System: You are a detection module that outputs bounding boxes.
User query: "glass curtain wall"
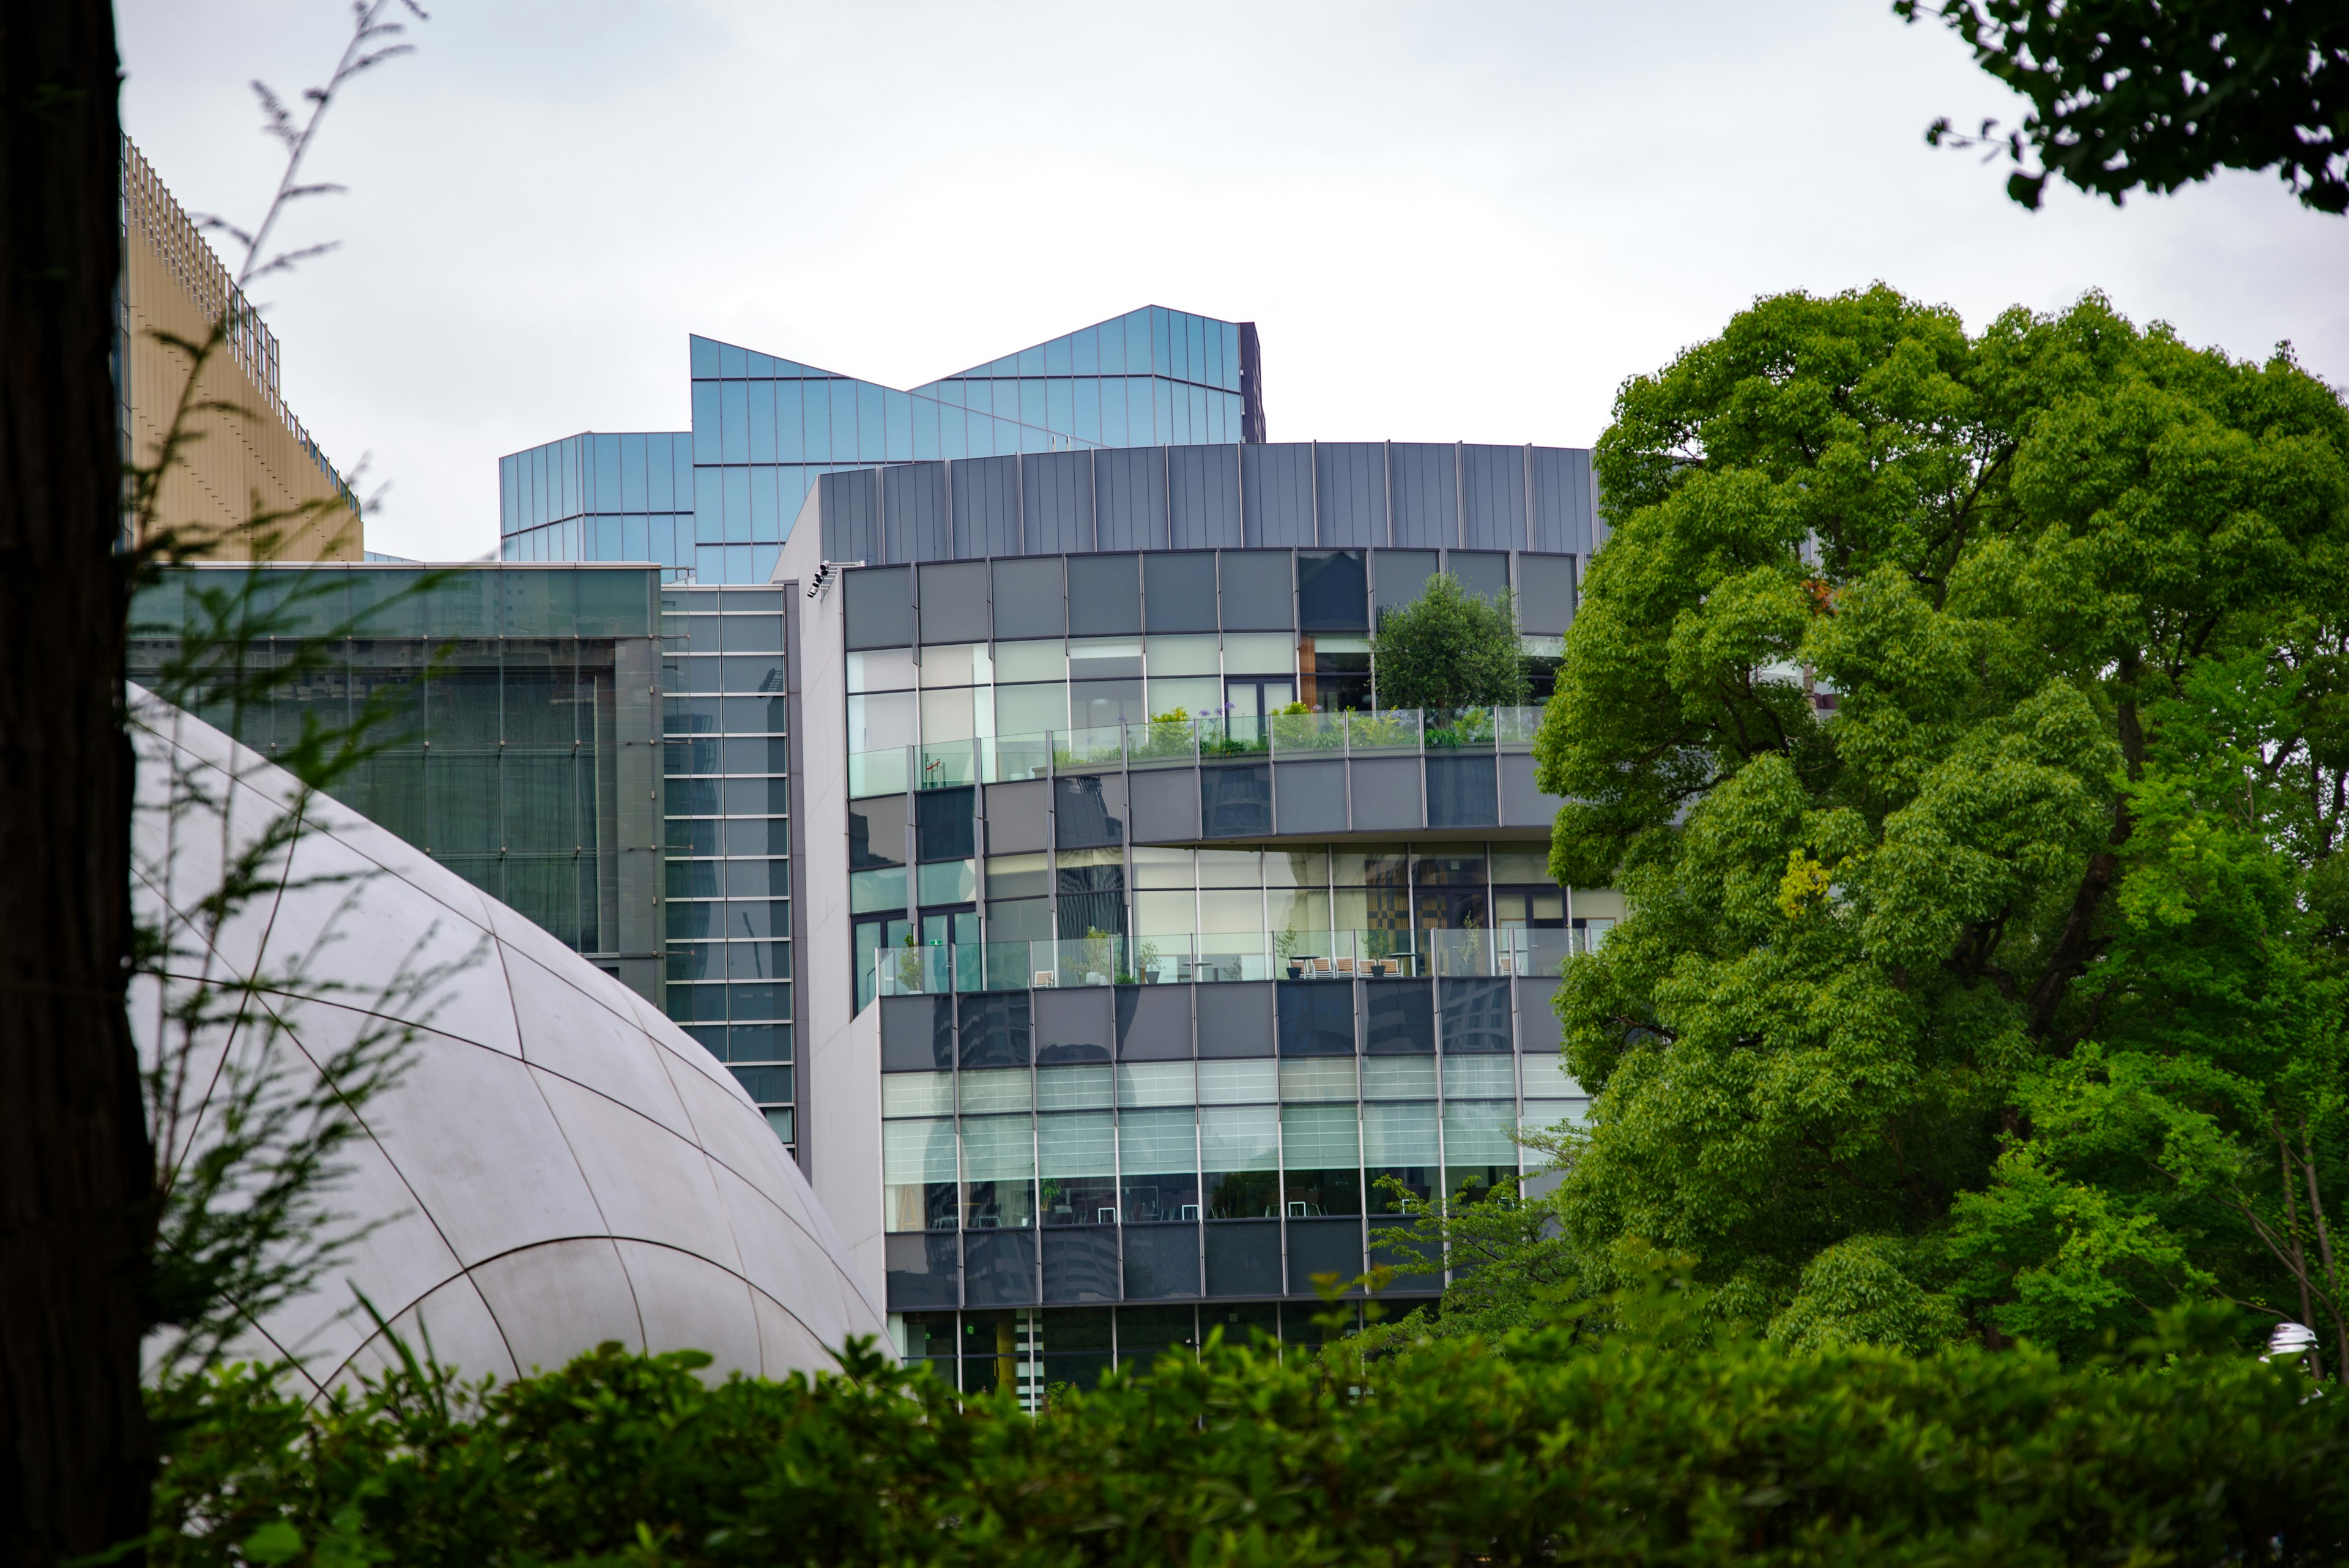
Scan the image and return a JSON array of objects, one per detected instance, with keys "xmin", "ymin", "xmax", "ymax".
[
  {"xmin": 660, "ymin": 584, "xmax": 795, "ymax": 1146},
  {"xmin": 911, "ymin": 307, "xmax": 1248, "ymax": 453},
  {"xmin": 895, "ymin": 1302, "xmax": 1337, "ymax": 1403},
  {"xmin": 128, "ymin": 565, "xmax": 655, "ymax": 959},
  {"xmin": 879, "ymin": 977, "xmax": 1589, "ymax": 1305}
]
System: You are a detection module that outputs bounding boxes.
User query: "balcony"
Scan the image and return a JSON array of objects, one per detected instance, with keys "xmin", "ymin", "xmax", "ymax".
[
  {"xmin": 874, "ymin": 924, "xmax": 1597, "ymax": 998},
  {"xmin": 848, "ymin": 705, "xmax": 1559, "ymax": 836}
]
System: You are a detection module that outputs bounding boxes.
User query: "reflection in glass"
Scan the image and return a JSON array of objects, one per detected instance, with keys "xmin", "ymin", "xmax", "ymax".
[{"xmin": 964, "ymin": 1179, "xmax": 1036, "ymax": 1230}]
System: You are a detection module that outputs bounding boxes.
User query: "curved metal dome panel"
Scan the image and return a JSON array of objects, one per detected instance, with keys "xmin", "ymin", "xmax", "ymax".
[{"xmin": 130, "ymin": 694, "xmax": 884, "ymax": 1394}]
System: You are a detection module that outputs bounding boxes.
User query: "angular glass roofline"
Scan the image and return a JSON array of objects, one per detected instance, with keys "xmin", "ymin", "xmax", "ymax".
[{"xmin": 914, "ymin": 304, "xmax": 1247, "ymax": 393}]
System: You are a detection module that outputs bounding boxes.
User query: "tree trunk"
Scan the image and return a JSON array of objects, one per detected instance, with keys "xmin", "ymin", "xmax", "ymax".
[{"xmin": 0, "ymin": 5, "xmax": 150, "ymax": 1566}]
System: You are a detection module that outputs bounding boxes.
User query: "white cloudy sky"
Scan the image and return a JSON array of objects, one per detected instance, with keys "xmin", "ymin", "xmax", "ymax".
[{"xmin": 120, "ymin": 1, "xmax": 2349, "ymax": 562}]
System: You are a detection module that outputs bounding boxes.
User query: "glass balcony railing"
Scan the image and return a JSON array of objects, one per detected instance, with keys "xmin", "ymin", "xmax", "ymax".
[
  {"xmin": 846, "ymin": 704, "xmax": 1549, "ymax": 799},
  {"xmin": 873, "ymin": 924, "xmax": 1600, "ymax": 997},
  {"xmin": 1494, "ymin": 704, "xmax": 1545, "ymax": 746},
  {"xmin": 1124, "ymin": 714, "xmax": 1198, "ymax": 766},
  {"xmin": 1422, "ymin": 707, "xmax": 1497, "ymax": 751},
  {"xmin": 1268, "ymin": 708, "xmax": 1346, "ymax": 755},
  {"xmin": 1342, "ymin": 708, "xmax": 1420, "ymax": 755}
]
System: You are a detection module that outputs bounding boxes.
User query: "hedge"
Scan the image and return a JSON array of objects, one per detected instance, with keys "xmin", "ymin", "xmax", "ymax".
[{"xmin": 150, "ymin": 1327, "xmax": 2346, "ymax": 1566}]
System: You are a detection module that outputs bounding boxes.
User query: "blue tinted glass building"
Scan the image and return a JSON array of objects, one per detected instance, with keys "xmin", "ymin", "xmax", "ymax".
[{"xmin": 497, "ymin": 307, "xmax": 1264, "ymax": 587}]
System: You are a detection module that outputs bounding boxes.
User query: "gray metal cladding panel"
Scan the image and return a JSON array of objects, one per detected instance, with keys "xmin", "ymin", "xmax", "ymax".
[
  {"xmin": 1277, "ymin": 981, "xmax": 1355, "ymax": 1057},
  {"xmin": 1367, "ymin": 1217, "xmax": 1439, "ymax": 1292},
  {"xmin": 1205, "ymin": 1222, "xmax": 1282, "ymax": 1295},
  {"xmin": 1425, "ymin": 753, "xmax": 1499, "ymax": 827},
  {"xmin": 1296, "ymin": 550, "xmax": 1368, "ymax": 631},
  {"xmin": 990, "ymin": 556, "xmax": 1065, "ymax": 640},
  {"xmin": 843, "ymin": 564, "xmax": 913, "ymax": 650},
  {"xmin": 1195, "ymin": 981, "xmax": 1274, "ymax": 1058},
  {"xmin": 885, "ymin": 1233, "xmax": 962, "ymax": 1310},
  {"xmin": 1460, "ymin": 445, "xmax": 1529, "ymax": 551},
  {"xmin": 886, "ymin": 463, "xmax": 951, "ymax": 562},
  {"xmin": 1095, "ymin": 447, "xmax": 1167, "ymax": 552},
  {"xmin": 1122, "ymin": 1224, "xmax": 1201, "ymax": 1298},
  {"xmin": 1067, "ymin": 553, "xmax": 1141, "ymax": 636},
  {"xmin": 1200, "ymin": 763, "xmax": 1272, "ymax": 838},
  {"xmin": 984, "ymin": 778, "xmax": 1051, "ymax": 854},
  {"xmin": 1514, "ymin": 977, "xmax": 1565, "ymax": 1053},
  {"xmin": 1273, "ymin": 760, "xmax": 1349, "ymax": 834},
  {"xmin": 1041, "ymin": 1228, "xmax": 1121, "ymax": 1304},
  {"xmin": 1529, "ymin": 445, "xmax": 1592, "ymax": 556},
  {"xmin": 822, "ymin": 469, "xmax": 885, "ymax": 564},
  {"xmin": 918, "ymin": 560, "xmax": 989, "ymax": 644},
  {"xmin": 1116, "ymin": 984, "xmax": 1194, "ymax": 1060},
  {"xmin": 1515, "ymin": 553, "xmax": 1576, "ymax": 637},
  {"xmin": 1439, "ymin": 976, "xmax": 1513, "ymax": 1053},
  {"xmin": 1500, "ymin": 752, "xmax": 1562, "ymax": 828},
  {"xmin": 1034, "ymin": 986, "xmax": 1114, "ymax": 1063},
  {"xmin": 1241, "ymin": 443, "xmax": 1315, "ymax": 548},
  {"xmin": 1167, "ymin": 444, "xmax": 1242, "ymax": 549},
  {"xmin": 963, "ymin": 1230, "xmax": 1039, "ymax": 1307},
  {"xmin": 851, "ymin": 795, "xmax": 907, "ymax": 869},
  {"xmin": 1447, "ymin": 551, "xmax": 1510, "ymax": 605},
  {"xmin": 1314, "ymin": 442, "xmax": 1387, "ymax": 548},
  {"xmin": 1143, "ymin": 552, "xmax": 1219, "ymax": 633},
  {"xmin": 1023, "ymin": 450, "xmax": 1095, "ymax": 555},
  {"xmin": 1288, "ymin": 1218, "xmax": 1365, "ymax": 1293},
  {"xmin": 1364, "ymin": 979, "xmax": 1434, "ymax": 1053},
  {"xmin": 1371, "ymin": 549, "xmax": 1439, "ymax": 618},
  {"xmin": 953, "ymin": 455, "xmax": 1023, "ymax": 559},
  {"xmin": 1055, "ymin": 774, "xmax": 1126, "ymax": 849},
  {"xmin": 1217, "ymin": 550, "xmax": 1294, "ymax": 630},
  {"xmin": 1129, "ymin": 765, "xmax": 1202, "ymax": 842},
  {"xmin": 1387, "ymin": 444, "xmax": 1459, "ymax": 549},
  {"xmin": 881, "ymin": 994, "xmax": 954, "ymax": 1070},
  {"xmin": 1349, "ymin": 756, "xmax": 1422, "ymax": 830}
]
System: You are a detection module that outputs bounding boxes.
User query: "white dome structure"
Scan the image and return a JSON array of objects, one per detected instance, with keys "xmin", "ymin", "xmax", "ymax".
[{"xmin": 130, "ymin": 694, "xmax": 885, "ymax": 1394}]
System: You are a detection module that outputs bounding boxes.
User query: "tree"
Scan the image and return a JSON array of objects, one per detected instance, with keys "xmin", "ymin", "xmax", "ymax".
[
  {"xmin": 0, "ymin": 4, "xmax": 150, "ymax": 1565},
  {"xmin": 1898, "ymin": 0, "xmax": 2349, "ymax": 214},
  {"xmin": 1534, "ymin": 284, "xmax": 2349, "ymax": 1361},
  {"xmin": 1370, "ymin": 573, "xmax": 1529, "ymax": 712},
  {"xmin": 3, "ymin": 7, "xmax": 419, "ymax": 1562}
]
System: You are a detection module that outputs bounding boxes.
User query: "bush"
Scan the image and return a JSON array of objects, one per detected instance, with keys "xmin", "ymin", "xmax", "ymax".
[{"xmin": 150, "ymin": 1326, "xmax": 2348, "ymax": 1566}]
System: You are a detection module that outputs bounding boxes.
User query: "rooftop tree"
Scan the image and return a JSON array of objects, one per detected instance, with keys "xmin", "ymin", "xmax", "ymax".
[{"xmin": 1370, "ymin": 573, "xmax": 1529, "ymax": 713}]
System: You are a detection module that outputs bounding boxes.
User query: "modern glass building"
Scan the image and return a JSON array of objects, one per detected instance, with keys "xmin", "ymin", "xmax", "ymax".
[
  {"xmin": 496, "ymin": 307, "xmax": 1264, "ymax": 587},
  {"xmin": 775, "ymin": 434, "xmax": 1617, "ymax": 1402}
]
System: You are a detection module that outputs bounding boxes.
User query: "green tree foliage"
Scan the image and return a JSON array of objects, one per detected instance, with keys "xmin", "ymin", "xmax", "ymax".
[
  {"xmin": 147, "ymin": 1328, "xmax": 2348, "ymax": 1567},
  {"xmin": 1534, "ymin": 284, "xmax": 2349, "ymax": 1362},
  {"xmin": 1898, "ymin": 1, "xmax": 2349, "ymax": 214},
  {"xmin": 1370, "ymin": 572, "xmax": 1528, "ymax": 712}
]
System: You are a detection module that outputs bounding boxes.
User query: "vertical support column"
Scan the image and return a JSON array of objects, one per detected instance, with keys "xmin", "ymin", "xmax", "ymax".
[{"xmin": 783, "ymin": 582, "xmax": 809, "ymax": 1176}]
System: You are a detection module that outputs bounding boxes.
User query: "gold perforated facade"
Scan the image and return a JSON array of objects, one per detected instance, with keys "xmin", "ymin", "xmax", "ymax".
[{"xmin": 121, "ymin": 138, "xmax": 362, "ymax": 562}]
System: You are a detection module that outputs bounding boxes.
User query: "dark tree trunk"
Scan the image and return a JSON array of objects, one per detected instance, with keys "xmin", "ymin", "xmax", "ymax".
[{"xmin": 0, "ymin": 4, "xmax": 150, "ymax": 1566}]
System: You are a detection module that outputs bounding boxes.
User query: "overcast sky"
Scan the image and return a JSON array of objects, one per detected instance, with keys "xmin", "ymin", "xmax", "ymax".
[{"xmin": 119, "ymin": 1, "xmax": 2349, "ymax": 563}]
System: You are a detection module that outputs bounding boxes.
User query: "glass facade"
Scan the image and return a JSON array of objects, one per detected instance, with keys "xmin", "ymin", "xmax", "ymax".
[
  {"xmin": 897, "ymin": 1300, "xmax": 1349, "ymax": 1411},
  {"xmin": 659, "ymin": 582, "xmax": 797, "ymax": 1147},
  {"xmin": 911, "ymin": 307, "xmax": 1251, "ymax": 453},
  {"xmin": 791, "ymin": 444, "xmax": 1612, "ymax": 1329},
  {"xmin": 497, "ymin": 307, "xmax": 1261, "ymax": 585},
  {"xmin": 878, "ymin": 972, "xmax": 1588, "ymax": 1317},
  {"xmin": 127, "ymin": 565, "xmax": 663, "ymax": 979}
]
